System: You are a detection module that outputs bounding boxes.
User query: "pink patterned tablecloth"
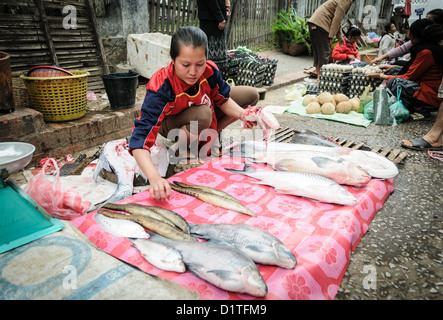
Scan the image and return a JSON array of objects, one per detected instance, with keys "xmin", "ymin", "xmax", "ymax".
[{"xmin": 71, "ymin": 156, "xmax": 394, "ymax": 300}]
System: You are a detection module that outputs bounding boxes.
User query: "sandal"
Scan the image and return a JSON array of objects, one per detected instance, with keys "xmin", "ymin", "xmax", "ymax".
[
  {"xmin": 408, "ymin": 110, "xmax": 432, "ymax": 121},
  {"xmin": 401, "ymin": 137, "xmax": 443, "ymax": 151}
]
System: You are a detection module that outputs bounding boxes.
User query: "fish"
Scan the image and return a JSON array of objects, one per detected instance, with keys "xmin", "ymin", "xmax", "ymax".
[
  {"xmin": 93, "ymin": 139, "xmax": 144, "ymax": 206},
  {"xmin": 241, "ymin": 140, "xmax": 398, "ymax": 179},
  {"xmin": 243, "ymin": 106, "xmax": 280, "ymax": 148},
  {"xmin": 130, "ymin": 238, "xmax": 186, "ymax": 273},
  {"xmin": 290, "ymin": 129, "xmax": 340, "ymax": 147},
  {"xmin": 170, "ymin": 181, "xmax": 256, "ymax": 217},
  {"xmin": 224, "ymin": 163, "xmax": 358, "ymax": 206},
  {"xmin": 102, "ymin": 203, "xmax": 190, "ymax": 234},
  {"xmin": 98, "ymin": 209, "xmax": 197, "ymax": 242},
  {"xmin": 271, "ymin": 153, "xmax": 371, "ymax": 187},
  {"xmin": 148, "ymin": 232, "xmax": 268, "ymax": 297},
  {"xmin": 189, "ymin": 223, "xmax": 296, "ymax": 269},
  {"xmin": 95, "ymin": 213, "xmax": 150, "ymax": 239}
]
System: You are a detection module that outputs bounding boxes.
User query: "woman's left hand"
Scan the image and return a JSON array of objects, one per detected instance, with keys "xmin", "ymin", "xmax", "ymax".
[{"xmin": 218, "ymin": 20, "xmax": 226, "ymax": 30}]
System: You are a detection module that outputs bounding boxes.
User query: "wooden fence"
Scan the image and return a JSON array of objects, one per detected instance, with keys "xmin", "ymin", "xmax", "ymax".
[{"xmin": 147, "ymin": 0, "xmax": 287, "ymax": 49}]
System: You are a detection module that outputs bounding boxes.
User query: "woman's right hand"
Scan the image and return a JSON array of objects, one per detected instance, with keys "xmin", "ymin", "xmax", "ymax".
[{"xmin": 149, "ymin": 176, "xmax": 171, "ymax": 200}]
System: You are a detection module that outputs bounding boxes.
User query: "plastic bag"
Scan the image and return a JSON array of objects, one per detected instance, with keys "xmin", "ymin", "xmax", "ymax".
[
  {"xmin": 358, "ymin": 85, "xmax": 372, "ymax": 113},
  {"xmin": 389, "ymin": 86, "xmax": 409, "ymax": 124},
  {"xmin": 363, "ymin": 100, "xmax": 374, "ymax": 120},
  {"xmin": 285, "ymin": 84, "xmax": 307, "ymax": 101},
  {"xmin": 23, "ymin": 158, "xmax": 91, "ymax": 220},
  {"xmin": 373, "ymin": 88, "xmax": 392, "ymax": 125}
]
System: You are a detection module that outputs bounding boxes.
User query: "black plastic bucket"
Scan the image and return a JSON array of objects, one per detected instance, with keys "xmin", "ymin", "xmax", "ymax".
[{"xmin": 101, "ymin": 70, "xmax": 139, "ymax": 110}]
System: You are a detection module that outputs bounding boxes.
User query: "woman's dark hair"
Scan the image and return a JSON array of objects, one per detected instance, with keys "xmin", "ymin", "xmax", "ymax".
[
  {"xmin": 345, "ymin": 27, "xmax": 361, "ymax": 38},
  {"xmin": 170, "ymin": 26, "xmax": 208, "ymax": 61},
  {"xmin": 384, "ymin": 23, "xmax": 394, "ymax": 34},
  {"xmin": 407, "ymin": 18, "xmax": 443, "ymax": 69},
  {"xmin": 428, "ymin": 8, "xmax": 443, "ymax": 26},
  {"xmin": 409, "ymin": 18, "xmax": 443, "ymax": 44}
]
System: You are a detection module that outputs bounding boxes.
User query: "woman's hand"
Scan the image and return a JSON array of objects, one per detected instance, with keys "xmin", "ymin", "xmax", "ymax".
[
  {"xmin": 218, "ymin": 20, "xmax": 226, "ymax": 30},
  {"xmin": 132, "ymin": 148, "xmax": 170, "ymax": 201},
  {"xmin": 148, "ymin": 176, "xmax": 171, "ymax": 200}
]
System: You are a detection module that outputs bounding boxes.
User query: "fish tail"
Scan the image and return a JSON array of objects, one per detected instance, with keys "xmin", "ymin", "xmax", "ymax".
[{"xmin": 223, "ymin": 162, "xmax": 255, "ymax": 175}]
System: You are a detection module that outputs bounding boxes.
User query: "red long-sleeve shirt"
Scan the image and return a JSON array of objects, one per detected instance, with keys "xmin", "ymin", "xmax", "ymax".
[
  {"xmin": 387, "ymin": 49, "xmax": 443, "ymax": 107},
  {"xmin": 331, "ymin": 37, "xmax": 361, "ymax": 61}
]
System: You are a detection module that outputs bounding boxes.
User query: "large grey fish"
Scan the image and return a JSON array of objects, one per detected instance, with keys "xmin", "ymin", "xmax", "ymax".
[
  {"xmin": 224, "ymin": 163, "xmax": 358, "ymax": 206},
  {"xmin": 148, "ymin": 232, "xmax": 268, "ymax": 297},
  {"xmin": 170, "ymin": 181, "xmax": 256, "ymax": 217},
  {"xmin": 102, "ymin": 203, "xmax": 190, "ymax": 234},
  {"xmin": 130, "ymin": 238, "xmax": 186, "ymax": 273},
  {"xmin": 241, "ymin": 140, "xmax": 398, "ymax": 179},
  {"xmin": 290, "ymin": 129, "xmax": 340, "ymax": 147},
  {"xmin": 93, "ymin": 139, "xmax": 143, "ymax": 205},
  {"xmin": 190, "ymin": 223, "xmax": 296, "ymax": 269},
  {"xmin": 95, "ymin": 213, "xmax": 150, "ymax": 239},
  {"xmin": 98, "ymin": 209, "xmax": 197, "ymax": 242}
]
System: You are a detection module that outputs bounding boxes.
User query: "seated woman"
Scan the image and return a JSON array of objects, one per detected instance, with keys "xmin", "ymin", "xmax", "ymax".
[
  {"xmin": 378, "ymin": 23, "xmax": 397, "ymax": 58},
  {"xmin": 129, "ymin": 26, "xmax": 260, "ymax": 200},
  {"xmin": 331, "ymin": 27, "xmax": 367, "ymax": 67},
  {"xmin": 367, "ymin": 19, "xmax": 443, "ymax": 121}
]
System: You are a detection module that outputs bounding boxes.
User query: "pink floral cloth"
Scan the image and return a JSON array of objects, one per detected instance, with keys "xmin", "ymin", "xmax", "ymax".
[{"xmin": 71, "ymin": 156, "xmax": 394, "ymax": 300}]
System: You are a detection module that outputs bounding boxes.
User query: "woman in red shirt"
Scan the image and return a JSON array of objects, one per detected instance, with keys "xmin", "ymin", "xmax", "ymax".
[
  {"xmin": 129, "ymin": 26, "xmax": 259, "ymax": 200},
  {"xmin": 368, "ymin": 19, "xmax": 443, "ymax": 120}
]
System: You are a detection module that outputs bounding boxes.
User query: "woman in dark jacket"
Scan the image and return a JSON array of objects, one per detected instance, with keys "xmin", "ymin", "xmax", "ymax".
[{"xmin": 197, "ymin": 0, "xmax": 228, "ymax": 74}]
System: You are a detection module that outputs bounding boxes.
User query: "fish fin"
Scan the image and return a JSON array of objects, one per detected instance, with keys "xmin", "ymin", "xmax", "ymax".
[
  {"xmin": 244, "ymin": 244, "xmax": 262, "ymax": 252},
  {"xmin": 311, "ymin": 156, "xmax": 337, "ymax": 168},
  {"xmin": 93, "ymin": 150, "xmax": 112, "ymax": 182},
  {"xmin": 207, "ymin": 269, "xmax": 234, "ymax": 280}
]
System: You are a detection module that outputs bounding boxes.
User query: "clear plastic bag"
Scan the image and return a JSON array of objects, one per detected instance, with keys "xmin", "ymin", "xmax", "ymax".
[
  {"xmin": 23, "ymin": 158, "xmax": 91, "ymax": 220},
  {"xmin": 285, "ymin": 84, "xmax": 307, "ymax": 101}
]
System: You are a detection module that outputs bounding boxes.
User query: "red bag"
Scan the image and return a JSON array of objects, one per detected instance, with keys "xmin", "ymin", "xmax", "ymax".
[{"xmin": 23, "ymin": 158, "xmax": 91, "ymax": 220}]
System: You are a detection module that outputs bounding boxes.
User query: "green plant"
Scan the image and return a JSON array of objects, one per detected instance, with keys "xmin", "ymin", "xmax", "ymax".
[{"xmin": 271, "ymin": 8, "xmax": 312, "ymax": 54}]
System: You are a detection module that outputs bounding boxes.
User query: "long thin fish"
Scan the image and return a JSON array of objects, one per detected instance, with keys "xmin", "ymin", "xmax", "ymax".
[
  {"xmin": 169, "ymin": 182, "xmax": 256, "ymax": 217},
  {"xmin": 102, "ymin": 203, "xmax": 189, "ymax": 233},
  {"xmin": 98, "ymin": 209, "xmax": 196, "ymax": 242}
]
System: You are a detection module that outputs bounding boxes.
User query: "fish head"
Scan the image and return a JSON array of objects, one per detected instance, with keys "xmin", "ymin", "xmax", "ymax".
[
  {"xmin": 336, "ymin": 188, "xmax": 358, "ymax": 206},
  {"xmin": 342, "ymin": 162, "xmax": 372, "ymax": 187},
  {"xmin": 240, "ymin": 266, "xmax": 268, "ymax": 297},
  {"xmin": 273, "ymin": 242, "xmax": 297, "ymax": 269}
]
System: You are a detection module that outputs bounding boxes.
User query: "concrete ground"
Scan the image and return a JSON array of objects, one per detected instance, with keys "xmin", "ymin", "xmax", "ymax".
[
  {"xmin": 6, "ymin": 49, "xmax": 442, "ymax": 300},
  {"xmin": 255, "ymin": 51, "xmax": 443, "ymax": 300}
]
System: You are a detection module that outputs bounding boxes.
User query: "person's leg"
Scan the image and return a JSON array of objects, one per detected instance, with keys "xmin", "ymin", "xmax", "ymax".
[
  {"xmin": 215, "ymin": 85, "xmax": 259, "ymax": 132},
  {"xmin": 159, "ymin": 103, "xmax": 212, "ymax": 159},
  {"xmin": 401, "ymin": 100, "xmax": 443, "ymax": 149}
]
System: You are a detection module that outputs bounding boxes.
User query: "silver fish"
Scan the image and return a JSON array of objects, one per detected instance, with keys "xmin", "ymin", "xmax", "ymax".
[
  {"xmin": 131, "ymin": 238, "xmax": 186, "ymax": 273},
  {"xmin": 190, "ymin": 223, "xmax": 296, "ymax": 269},
  {"xmin": 224, "ymin": 163, "xmax": 358, "ymax": 206},
  {"xmin": 148, "ymin": 232, "xmax": 268, "ymax": 297},
  {"xmin": 95, "ymin": 213, "xmax": 150, "ymax": 239},
  {"xmin": 241, "ymin": 140, "xmax": 398, "ymax": 179},
  {"xmin": 290, "ymin": 129, "xmax": 340, "ymax": 147},
  {"xmin": 271, "ymin": 153, "xmax": 371, "ymax": 187},
  {"xmin": 93, "ymin": 139, "xmax": 144, "ymax": 206}
]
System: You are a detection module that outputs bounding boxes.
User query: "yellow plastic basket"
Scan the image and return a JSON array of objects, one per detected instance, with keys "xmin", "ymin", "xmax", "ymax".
[{"xmin": 20, "ymin": 71, "xmax": 90, "ymax": 122}]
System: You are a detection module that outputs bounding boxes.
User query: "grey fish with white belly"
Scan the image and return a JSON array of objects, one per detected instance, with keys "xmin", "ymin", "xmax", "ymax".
[
  {"xmin": 131, "ymin": 238, "xmax": 186, "ymax": 273},
  {"xmin": 95, "ymin": 213, "xmax": 150, "ymax": 239},
  {"xmin": 148, "ymin": 232, "xmax": 268, "ymax": 297},
  {"xmin": 190, "ymin": 223, "xmax": 296, "ymax": 268},
  {"xmin": 224, "ymin": 163, "xmax": 358, "ymax": 206}
]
